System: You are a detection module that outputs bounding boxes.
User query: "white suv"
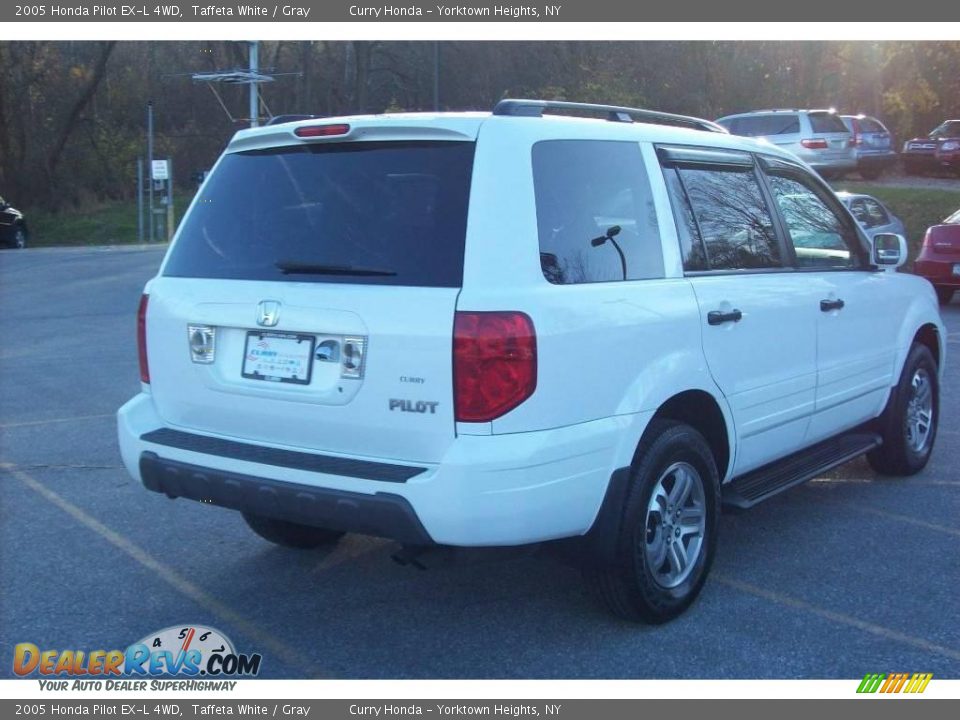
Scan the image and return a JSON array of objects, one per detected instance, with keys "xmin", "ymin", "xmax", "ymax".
[{"xmin": 118, "ymin": 99, "xmax": 945, "ymax": 623}]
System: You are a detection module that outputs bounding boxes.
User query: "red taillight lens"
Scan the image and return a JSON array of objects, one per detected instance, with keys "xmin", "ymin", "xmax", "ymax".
[
  {"xmin": 294, "ymin": 123, "xmax": 350, "ymax": 138},
  {"xmin": 801, "ymin": 139, "xmax": 829, "ymax": 149},
  {"xmin": 453, "ymin": 311, "xmax": 537, "ymax": 423},
  {"xmin": 137, "ymin": 294, "xmax": 150, "ymax": 384}
]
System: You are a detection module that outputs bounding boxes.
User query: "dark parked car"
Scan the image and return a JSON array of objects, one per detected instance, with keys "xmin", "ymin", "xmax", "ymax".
[
  {"xmin": 0, "ymin": 196, "xmax": 28, "ymax": 249},
  {"xmin": 840, "ymin": 114, "xmax": 897, "ymax": 180},
  {"xmin": 915, "ymin": 208, "xmax": 960, "ymax": 305},
  {"xmin": 902, "ymin": 120, "xmax": 960, "ymax": 176}
]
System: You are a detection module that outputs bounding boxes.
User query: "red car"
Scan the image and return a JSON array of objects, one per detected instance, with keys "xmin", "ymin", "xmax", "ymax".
[{"xmin": 915, "ymin": 208, "xmax": 960, "ymax": 304}]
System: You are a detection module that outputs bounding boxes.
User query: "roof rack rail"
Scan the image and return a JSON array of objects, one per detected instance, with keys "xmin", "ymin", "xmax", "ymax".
[{"xmin": 492, "ymin": 98, "xmax": 727, "ymax": 134}]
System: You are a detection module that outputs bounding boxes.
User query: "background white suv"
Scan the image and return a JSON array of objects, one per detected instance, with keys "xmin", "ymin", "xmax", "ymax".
[{"xmin": 118, "ymin": 100, "xmax": 945, "ymax": 623}]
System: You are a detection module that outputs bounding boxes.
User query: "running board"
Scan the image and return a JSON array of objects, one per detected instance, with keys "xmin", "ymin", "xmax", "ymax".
[{"xmin": 722, "ymin": 432, "xmax": 882, "ymax": 510}]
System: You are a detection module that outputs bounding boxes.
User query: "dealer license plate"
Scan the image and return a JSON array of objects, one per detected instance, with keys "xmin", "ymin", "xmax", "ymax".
[{"xmin": 242, "ymin": 331, "xmax": 315, "ymax": 385}]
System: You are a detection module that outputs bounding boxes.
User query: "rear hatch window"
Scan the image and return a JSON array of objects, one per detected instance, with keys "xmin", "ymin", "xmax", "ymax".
[
  {"xmin": 164, "ymin": 141, "xmax": 475, "ymax": 287},
  {"xmin": 808, "ymin": 112, "xmax": 849, "ymax": 134},
  {"xmin": 858, "ymin": 117, "xmax": 886, "ymax": 134},
  {"xmin": 729, "ymin": 114, "xmax": 799, "ymax": 137}
]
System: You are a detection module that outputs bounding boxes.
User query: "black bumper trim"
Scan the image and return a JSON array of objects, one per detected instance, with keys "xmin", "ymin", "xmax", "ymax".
[
  {"xmin": 139, "ymin": 452, "xmax": 434, "ymax": 546},
  {"xmin": 140, "ymin": 428, "xmax": 425, "ymax": 483}
]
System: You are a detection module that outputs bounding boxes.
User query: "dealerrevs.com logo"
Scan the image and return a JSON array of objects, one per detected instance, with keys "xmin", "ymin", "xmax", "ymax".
[{"xmin": 14, "ymin": 625, "xmax": 262, "ymax": 691}]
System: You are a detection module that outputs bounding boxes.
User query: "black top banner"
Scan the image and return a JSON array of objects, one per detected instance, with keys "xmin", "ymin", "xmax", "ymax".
[{"xmin": 3, "ymin": 1, "xmax": 960, "ymax": 22}]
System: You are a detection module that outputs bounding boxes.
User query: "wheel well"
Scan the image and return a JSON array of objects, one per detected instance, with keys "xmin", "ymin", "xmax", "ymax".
[
  {"xmin": 652, "ymin": 390, "xmax": 730, "ymax": 479},
  {"xmin": 915, "ymin": 324, "xmax": 941, "ymax": 368}
]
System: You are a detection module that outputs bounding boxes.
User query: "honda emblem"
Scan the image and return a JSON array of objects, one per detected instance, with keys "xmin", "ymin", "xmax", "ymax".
[{"xmin": 256, "ymin": 300, "xmax": 281, "ymax": 327}]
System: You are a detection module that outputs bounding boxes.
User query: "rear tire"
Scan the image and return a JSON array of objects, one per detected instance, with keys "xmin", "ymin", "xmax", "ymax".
[
  {"xmin": 867, "ymin": 343, "xmax": 939, "ymax": 476},
  {"xmin": 936, "ymin": 287, "xmax": 955, "ymax": 305},
  {"xmin": 584, "ymin": 420, "xmax": 720, "ymax": 623},
  {"xmin": 242, "ymin": 513, "xmax": 346, "ymax": 549}
]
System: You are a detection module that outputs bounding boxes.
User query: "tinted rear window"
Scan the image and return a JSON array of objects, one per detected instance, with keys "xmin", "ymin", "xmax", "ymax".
[
  {"xmin": 532, "ymin": 140, "xmax": 664, "ymax": 284},
  {"xmin": 163, "ymin": 141, "xmax": 475, "ymax": 287},
  {"xmin": 728, "ymin": 114, "xmax": 800, "ymax": 137},
  {"xmin": 808, "ymin": 112, "xmax": 849, "ymax": 134},
  {"xmin": 857, "ymin": 117, "xmax": 886, "ymax": 134}
]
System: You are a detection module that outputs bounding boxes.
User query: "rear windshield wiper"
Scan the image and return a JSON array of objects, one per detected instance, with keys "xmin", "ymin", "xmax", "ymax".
[{"xmin": 275, "ymin": 261, "xmax": 397, "ymax": 277}]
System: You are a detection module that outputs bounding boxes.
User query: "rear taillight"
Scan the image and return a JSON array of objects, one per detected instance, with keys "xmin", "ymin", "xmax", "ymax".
[
  {"xmin": 801, "ymin": 139, "xmax": 829, "ymax": 149},
  {"xmin": 137, "ymin": 294, "xmax": 150, "ymax": 384},
  {"xmin": 453, "ymin": 311, "xmax": 536, "ymax": 423},
  {"xmin": 295, "ymin": 123, "xmax": 350, "ymax": 138},
  {"xmin": 922, "ymin": 230, "xmax": 932, "ymax": 249}
]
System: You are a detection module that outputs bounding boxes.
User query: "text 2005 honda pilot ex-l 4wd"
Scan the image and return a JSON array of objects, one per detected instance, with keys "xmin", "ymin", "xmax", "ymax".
[{"xmin": 119, "ymin": 100, "xmax": 945, "ymax": 623}]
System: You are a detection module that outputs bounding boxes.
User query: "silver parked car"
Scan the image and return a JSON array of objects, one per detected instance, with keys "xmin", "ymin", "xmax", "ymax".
[
  {"xmin": 840, "ymin": 114, "xmax": 897, "ymax": 180},
  {"xmin": 715, "ymin": 109, "xmax": 856, "ymax": 177},
  {"xmin": 836, "ymin": 192, "xmax": 906, "ymax": 241}
]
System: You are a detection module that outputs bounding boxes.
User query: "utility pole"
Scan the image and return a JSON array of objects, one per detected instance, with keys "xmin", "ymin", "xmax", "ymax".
[
  {"xmin": 136, "ymin": 157, "xmax": 143, "ymax": 243},
  {"xmin": 147, "ymin": 101, "xmax": 154, "ymax": 243},
  {"xmin": 433, "ymin": 42, "xmax": 440, "ymax": 112},
  {"xmin": 249, "ymin": 41, "xmax": 259, "ymax": 128}
]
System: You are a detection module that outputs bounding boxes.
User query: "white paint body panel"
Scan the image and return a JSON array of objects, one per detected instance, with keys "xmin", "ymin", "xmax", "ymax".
[{"xmin": 118, "ymin": 110, "xmax": 946, "ymax": 547}]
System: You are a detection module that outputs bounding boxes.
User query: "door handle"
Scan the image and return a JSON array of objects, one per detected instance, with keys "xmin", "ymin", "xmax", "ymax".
[
  {"xmin": 707, "ymin": 309, "xmax": 743, "ymax": 326},
  {"xmin": 820, "ymin": 298, "xmax": 845, "ymax": 312}
]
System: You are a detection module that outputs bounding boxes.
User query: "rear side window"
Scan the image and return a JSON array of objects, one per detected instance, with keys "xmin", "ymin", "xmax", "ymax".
[
  {"xmin": 729, "ymin": 114, "xmax": 799, "ymax": 137},
  {"xmin": 672, "ymin": 165, "xmax": 782, "ymax": 271},
  {"xmin": 808, "ymin": 112, "xmax": 849, "ymax": 134},
  {"xmin": 532, "ymin": 140, "xmax": 663, "ymax": 284},
  {"xmin": 164, "ymin": 141, "xmax": 475, "ymax": 287}
]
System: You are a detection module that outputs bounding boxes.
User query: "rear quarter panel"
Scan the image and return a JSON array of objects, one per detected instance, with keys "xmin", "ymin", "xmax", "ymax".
[{"xmin": 458, "ymin": 120, "xmax": 734, "ymax": 475}]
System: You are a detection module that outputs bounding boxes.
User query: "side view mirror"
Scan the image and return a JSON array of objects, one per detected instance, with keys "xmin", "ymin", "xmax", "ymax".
[{"xmin": 872, "ymin": 233, "xmax": 908, "ymax": 270}]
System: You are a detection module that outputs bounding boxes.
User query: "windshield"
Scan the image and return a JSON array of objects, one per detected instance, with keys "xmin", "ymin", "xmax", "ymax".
[
  {"xmin": 164, "ymin": 141, "xmax": 475, "ymax": 287},
  {"xmin": 930, "ymin": 121, "xmax": 960, "ymax": 138}
]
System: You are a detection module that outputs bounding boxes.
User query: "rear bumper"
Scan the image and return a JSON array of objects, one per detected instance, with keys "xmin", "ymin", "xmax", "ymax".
[
  {"xmin": 140, "ymin": 452, "xmax": 433, "ymax": 545},
  {"xmin": 915, "ymin": 259, "xmax": 960, "ymax": 287},
  {"xmin": 118, "ymin": 393, "xmax": 641, "ymax": 547}
]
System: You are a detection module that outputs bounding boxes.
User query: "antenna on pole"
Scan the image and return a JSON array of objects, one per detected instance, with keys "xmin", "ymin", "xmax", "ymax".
[{"xmin": 188, "ymin": 41, "xmax": 299, "ymax": 127}]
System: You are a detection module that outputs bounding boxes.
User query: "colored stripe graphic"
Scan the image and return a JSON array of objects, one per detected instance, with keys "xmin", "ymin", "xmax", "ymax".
[
  {"xmin": 857, "ymin": 673, "xmax": 886, "ymax": 693},
  {"xmin": 857, "ymin": 672, "xmax": 932, "ymax": 693}
]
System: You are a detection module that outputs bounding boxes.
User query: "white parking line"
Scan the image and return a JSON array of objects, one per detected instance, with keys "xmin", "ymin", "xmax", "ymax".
[
  {"xmin": 1, "ymin": 461, "xmax": 329, "ymax": 678},
  {"xmin": 714, "ymin": 574, "xmax": 960, "ymax": 662},
  {"xmin": 0, "ymin": 413, "xmax": 115, "ymax": 429}
]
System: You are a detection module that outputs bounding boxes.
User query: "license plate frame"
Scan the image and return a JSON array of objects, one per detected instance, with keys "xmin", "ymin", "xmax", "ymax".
[{"xmin": 242, "ymin": 331, "xmax": 316, "ymax": 386}]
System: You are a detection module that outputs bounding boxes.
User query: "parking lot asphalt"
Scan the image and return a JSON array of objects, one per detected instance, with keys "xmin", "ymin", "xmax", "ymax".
[{"xmin": 1, "ymin": 245, "xmax": 959, "ymax": 680}]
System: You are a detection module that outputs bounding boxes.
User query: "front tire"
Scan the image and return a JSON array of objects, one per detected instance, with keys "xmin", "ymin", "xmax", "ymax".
[
  {"xmin": 12, "ymin": 226, "xmax": 27, "ymax": 249},
  {"xmin": 936, "ymin": 287, "xmax": 955, "ymax": 305},
  {"xmin": 867, "ymin": 343, "xmax": 939, "ymax": 476},
  {"xmin": 585, "ymin": 420, "xmax": 720, "ymax": 623},
  {"xmin": 242, "ymin": 512, "xmax": 346, "ymax": 549}
]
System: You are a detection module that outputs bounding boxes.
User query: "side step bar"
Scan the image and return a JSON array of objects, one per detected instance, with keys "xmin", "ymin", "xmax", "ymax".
[{"xmin": 722, "ymin": 432, "xmax": 882, "ymax": 511}]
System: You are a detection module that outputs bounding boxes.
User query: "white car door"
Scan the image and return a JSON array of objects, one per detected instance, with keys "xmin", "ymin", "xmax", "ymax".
[
  {"xmin": 761, "ymin": 160, "xmax": 902, "ymax": 442},
  {"xmin": 659, "ymin": 148, "xmax": 821, "ymax": 475}
]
